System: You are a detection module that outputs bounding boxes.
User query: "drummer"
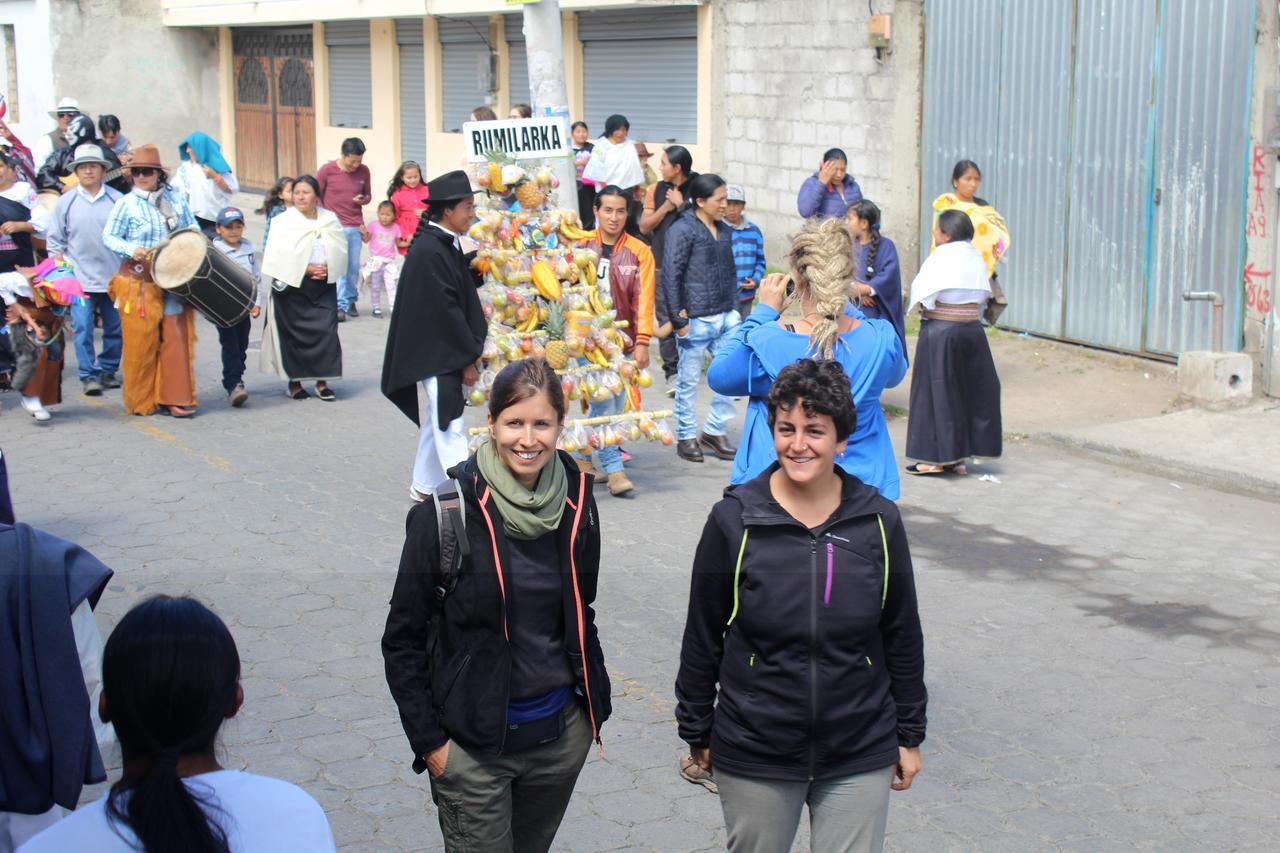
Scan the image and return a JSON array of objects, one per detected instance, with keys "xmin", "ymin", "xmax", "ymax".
[{"xmin": 102, "ymin": 144, "xmax": 201, "ymax": 418}]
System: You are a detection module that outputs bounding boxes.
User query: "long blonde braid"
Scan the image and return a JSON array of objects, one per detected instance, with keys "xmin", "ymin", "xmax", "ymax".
[{"xmin": 788, "ymin": 217, "xmax": 855, "ymax": 360}]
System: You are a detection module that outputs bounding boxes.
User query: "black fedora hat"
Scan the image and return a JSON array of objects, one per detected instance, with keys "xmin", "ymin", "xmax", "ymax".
[{"xmin": 427, "ymin": 170, "xmax": 477, "ymax": 203}]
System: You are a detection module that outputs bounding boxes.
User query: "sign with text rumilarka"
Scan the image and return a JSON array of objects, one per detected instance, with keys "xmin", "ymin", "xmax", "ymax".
[{"xmin": 463, "ymin": 116, "xmax": 570, "ymax": 163}]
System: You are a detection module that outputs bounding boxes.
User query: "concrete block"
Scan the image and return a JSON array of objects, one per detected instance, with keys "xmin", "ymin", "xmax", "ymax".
[{"xmin": 1177, "ymin": 351, "xmax": 1253, "ymax": 408}]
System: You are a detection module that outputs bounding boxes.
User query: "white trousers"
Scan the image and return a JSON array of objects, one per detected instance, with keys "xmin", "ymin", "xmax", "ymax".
[
  {"xmin": 412, "ymin": 376, "xmax": 469, "ymax": 495},
  {"xmin": 0, "ymin": 806, "xmax": 62, "ymax": 852}
]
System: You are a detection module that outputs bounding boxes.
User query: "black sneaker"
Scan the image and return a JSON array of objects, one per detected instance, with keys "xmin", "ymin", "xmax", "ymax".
[
  {"xmin": 100, "ymin": 373, "xmax": 121, "ymax": 389},
  {"xmin": 347, "ymin": 305, "xmax": 359, "ymax": 318},
  {"xmin": 82, "ymin": 377, "xmax": 103, "ymax": 396},
  {"xmin": 337, "ymin": 310, "xmax": 347, "ymax": 323}
]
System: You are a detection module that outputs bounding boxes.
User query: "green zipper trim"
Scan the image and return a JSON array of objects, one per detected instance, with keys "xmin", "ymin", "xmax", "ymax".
[
  {"xmin": 727, "ymin": 528, "xmax": 750, "ymax": 626},
  {"xmin": 877, "ymin": 514, "xmax": 889, "ymax": 609}
]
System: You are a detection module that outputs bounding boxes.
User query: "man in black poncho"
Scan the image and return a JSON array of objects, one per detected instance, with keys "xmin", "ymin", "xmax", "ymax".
[{"xmin": 382, "ymin": 170, "xmax": 487, "ymax": 502}]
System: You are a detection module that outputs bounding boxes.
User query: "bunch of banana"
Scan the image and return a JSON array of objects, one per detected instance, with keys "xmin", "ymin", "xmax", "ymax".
[
  {"xmin": 587, "ymin": 283, "xmax": 609, "ymax": 314},
  {"xmin": 583, "ymin": 346, "xmax": 611, "ymax": 368},
  {"xmin": 574, "ymin": 253, "xmax": 598, "ymax": 285},
  {"xmin": 559, "ymin": 220, "xmax": 594, "ymax": 242},
  {"xmin": 515, "ymin": 310, "xmax": 540, "ymax": 333},
  {"xmin": 530, "ymin": 260, "xmax": 562, "ymax": 301}
]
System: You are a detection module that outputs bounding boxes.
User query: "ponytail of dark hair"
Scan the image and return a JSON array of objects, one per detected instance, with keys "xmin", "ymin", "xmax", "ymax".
[
  {"xmin": 685, "ymin": 173, "xmax": 726, "ymax": 213},
  {"xmin": 256, "ymin": 176, "xmax": 293, "ymax": 215},
  {"xmin": 936, "ymin": 208, "xmax": 975, "ymax": 243},
  {"xmin": 664, "ymin": 145, "xmax": 693, "ymax": 178},
  {"xmin": 103, "ymin": 596, "xmax": 241, "ymax": 853},
  {"xmin": 850, "ymin": 200, "xmax": 882, "ymax": 279},
  {"xmin": 951, "ymin": 159, "xmax": 981, "ymax": 183}
]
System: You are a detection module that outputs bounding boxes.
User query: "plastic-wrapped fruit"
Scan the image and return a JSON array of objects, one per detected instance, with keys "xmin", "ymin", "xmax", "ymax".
[
  {"xmin": 618, "ymin": 361, "xmax": 636, "ymax": 380},
  {"xmin": 531, "ymin": 344, "xmax": 546, "ymax": 360},
  {"xmin": 628, "ymin": 423, "xmax": 643, "ymax": 442},
  {"xmin": 591, "ymin": 386, "xmax": 612, "ymax": 403},
  {"xmin": 560, "ymin": 428, "xmax": 579, "ymax": 453},
  {"xmin": 636, "ymin": 369, "xmax": 653, "ymax": 388},
  {"xmin": 468, "ymin": 388, "xmax": 486, "ymax": 406},
  {"xmin": 587, "ymin": 427, "xmax": 601, "ymax": 449}
]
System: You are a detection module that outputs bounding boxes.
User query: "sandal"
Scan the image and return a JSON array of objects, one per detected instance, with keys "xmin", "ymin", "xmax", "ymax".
[
  {"xmin": 678, "ymin": 755, "xmax": 718, "ymax": 794},
  {"xmin": 905, "ymin": 463, "xmax": 946, "ymax": 476},
  {"xmin": 163, "ymin": 405, "xmax": 196, "ymax": 418},
  {"xmin": 315, "ymin": 385, "xmax": 336, "ymax": 402},
  {"xmin": 287, "ymin": 383, "xmax": 310, "ymax": 400}
]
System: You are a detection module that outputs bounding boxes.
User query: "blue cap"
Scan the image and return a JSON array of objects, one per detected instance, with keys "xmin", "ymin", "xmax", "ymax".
[{"xmin": 215, "ymin": 206, "xmax": 244, "ymax": 227}]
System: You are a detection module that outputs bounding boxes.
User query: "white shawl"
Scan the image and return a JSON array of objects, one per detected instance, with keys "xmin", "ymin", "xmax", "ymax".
[
  {"xmin": 907, "ymin": 240, "xmax": 992, "ymax": 314},
  {"xmin": 260, "ymin": 206, "xmax": 347, "ymax": 287},
  {"xmin": 582, "ymin": 137, "xmax": 644, "ymax": 190}
]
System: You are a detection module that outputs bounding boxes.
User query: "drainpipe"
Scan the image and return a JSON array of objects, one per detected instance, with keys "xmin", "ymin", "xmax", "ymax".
[{"xmin": 1182, "ymin": 291, "xmax": 1224, "ymax": 353}]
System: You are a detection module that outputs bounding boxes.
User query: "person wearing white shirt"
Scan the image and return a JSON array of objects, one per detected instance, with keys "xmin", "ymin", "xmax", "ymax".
[
  {"xmin": 18, "ymin": 596, "xmax": 335, "ymax": 853},
  {"xmin": 170, "ymin": 132, "xmax": 239, "ymax": 236}
]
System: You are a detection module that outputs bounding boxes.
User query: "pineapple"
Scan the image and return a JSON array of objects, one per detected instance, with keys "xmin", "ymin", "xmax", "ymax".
[
  {"xmin": 544, "ymin": 302, "xmax": 569, "ymax": 369},
  {"xmin": 514, "ymin": 180, "xmax": 547, "ymax": 210}
]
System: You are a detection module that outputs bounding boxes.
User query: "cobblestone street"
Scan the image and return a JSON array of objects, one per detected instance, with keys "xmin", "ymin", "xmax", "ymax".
[{"xmin": 5, "ymin": 316, "xmax": 1280, "ymax": 851}]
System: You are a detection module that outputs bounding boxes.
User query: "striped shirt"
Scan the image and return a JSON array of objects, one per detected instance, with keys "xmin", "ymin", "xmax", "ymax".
[
  {"xmin": 102, "ymin": 187, "xmax": 197, "ymax": 258},
  {"xmin": 729, "ymin": 219, "xmax": 766, "ymax": 299}
]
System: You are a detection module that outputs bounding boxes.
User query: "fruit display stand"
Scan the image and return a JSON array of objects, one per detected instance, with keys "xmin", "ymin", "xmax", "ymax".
[{"xmin": 466, "ymin": 155, "xmax": 674, "ymax": 454}]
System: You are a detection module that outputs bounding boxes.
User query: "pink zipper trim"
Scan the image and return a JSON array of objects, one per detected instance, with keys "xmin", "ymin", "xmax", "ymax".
[
  {"xmin": 824, "ymin": 542, "xmax": 834, "ymax": 606},
  {"xmin": 567, "ymin": 472, "xmax": 600, "ymax": 742},
  {"xmin": 476, "ymin": 487, "xmax": 509, "ymax": 641}
]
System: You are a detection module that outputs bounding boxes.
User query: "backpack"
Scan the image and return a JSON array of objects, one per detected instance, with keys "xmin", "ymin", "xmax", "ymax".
[{"xmin": 432, "ymin": 478, "xmax": 470, "ymax": 605}]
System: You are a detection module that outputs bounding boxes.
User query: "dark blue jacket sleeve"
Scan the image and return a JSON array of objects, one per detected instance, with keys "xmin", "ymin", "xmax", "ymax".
[
  {"xmin": 797, "ymin": 177, "xmax": 824, "ymax": 218},
  {"xmin": 662, "ymin": 220, "xmax": 694, "ymax": 328}
]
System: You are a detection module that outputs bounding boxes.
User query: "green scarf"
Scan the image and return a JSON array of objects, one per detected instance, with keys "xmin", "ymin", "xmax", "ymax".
[{"xmin": 475, "ymin": 439, "xmax": 568, "ymax": 540}]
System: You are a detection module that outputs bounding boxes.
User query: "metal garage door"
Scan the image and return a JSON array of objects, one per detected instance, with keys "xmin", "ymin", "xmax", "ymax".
[
  {"xmin": 439, "ymin": 18, "xmax": 491, "ymax": 133},
  {"xmin": 325, "ymin": 20, "xmax": 371, "ymax": 129},
  {"xmin": 579, "ymin": 8, "xmax": 697, "ymax": 142},
  {"xmin": 396, "ymin": 19, "xmax": 426, "ymax": 166},
  {"xmin": 506, "ymin": 15, "xmax": 529, "ymax": 109}
]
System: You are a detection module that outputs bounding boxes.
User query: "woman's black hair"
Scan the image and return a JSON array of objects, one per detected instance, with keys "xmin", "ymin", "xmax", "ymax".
[
  {"xmin": 292, "ymin": 174, "xmax": 322, "ymax": 197},
  {"xmin": 510, "ymin": 103, "xmax": 533, "ymax": 119},
  {"xmin": 849, "ymin": 200, "xmax": 882, "ymax": 279},
  {"xmin": 471, "ymin": 105, "xmax": 498, "ymax": 122},
  {"xmin": 386, "ymin": 160, "xmax": 422, "ymax": 199},
  {"xmin": 951, "ymin": 159, "xmax": 981, "ymax": 183},
  {"xmin": 594, "ymin": 185, "xmax": 630, "ymax": 208},
  {"xmin": 489, "ymin": 358, "xmax": 567, "ymax": 423},
  {"xmin": 604, "ymin": 114, "xmax": 630, "ymax": 137},
  {"xmin": 256, "ymin": 175, "xmax": 293, "ymax": 215},
  {"xmin": 98, "ymin": 114, "xmax": 121, "ymax": 136},
  {"xmin": 570, "ymin": 120, "xmax": 588, "ymax": 133},
  {"xmin": 766, "ymin": 359, "xmax": 857, "ymax": 442},
  {"xmin": 686, "ymin": 173, "xmax": 726, "ymax": 211},
  {"xmin": 103, "ymin": 596, "xmax": 240, "ymax": 853},
  {"xmin": 664, "ymin": 145, "xmax": 693, "ymax": 178},
  {"xmin": 822, "ymin": 148, "xmax": 848, "ymax": 164},
  {"xmin": 340, "ymin": 137, "xmax": 366, "ymax": 157},
  {"xmin": 936, "ymin": 208, "xmax": 975, "ymax": 243}
]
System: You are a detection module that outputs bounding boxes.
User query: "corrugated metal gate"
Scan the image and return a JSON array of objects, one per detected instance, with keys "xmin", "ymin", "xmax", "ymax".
[{"xmin": 921, "ymin": 0, "xmax": 1256, "ymax": 357}]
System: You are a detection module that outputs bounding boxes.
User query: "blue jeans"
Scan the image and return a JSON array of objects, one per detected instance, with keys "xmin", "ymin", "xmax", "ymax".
[
  {"xmin": 675, "ymin": 310, "xmax": 739, "ymax": 441},
  {"xmin": 337, "ymin": 226, "xmax": 363, "ymax": 310},
  {"xmin": 70, "ymin": 292, "xmax": 122, "ymax": 381},
  {"xmin": 576, "ymin": 391, "xmax": 625, "ymax": 474}
]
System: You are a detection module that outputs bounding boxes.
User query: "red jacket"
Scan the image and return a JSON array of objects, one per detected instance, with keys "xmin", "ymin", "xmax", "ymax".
[
  {"xmin": 578, "ymin": 230, "xmax": 655, "ymax": 350},
  {"xmin": 390, "ymin": 184, "xmax": 431, "ymax": 255}
]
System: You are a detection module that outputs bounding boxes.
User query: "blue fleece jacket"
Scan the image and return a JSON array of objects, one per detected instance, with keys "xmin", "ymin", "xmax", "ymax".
[{"xmin": 707, "ymin": 304, "xmax": 908, "ymax": 498}]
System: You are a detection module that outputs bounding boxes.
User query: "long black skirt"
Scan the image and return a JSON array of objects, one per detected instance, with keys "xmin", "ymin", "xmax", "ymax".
[
  {"xmin": 905, "ymin": 319, "xmax": 1002, "ymax": 464},
  {"xmin": 271, "ymin": 279, "xmax": 342, "ymax": 381}
]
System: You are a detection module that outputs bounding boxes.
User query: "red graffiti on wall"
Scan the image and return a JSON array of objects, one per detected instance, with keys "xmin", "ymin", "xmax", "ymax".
[
  {"xmin": 1247, "ymin": 145, "xmax": 1269, "ymax": 239},
  {"xmin": 1245, "ymin": 262, "xmax": 1272, "ymax": 314}
]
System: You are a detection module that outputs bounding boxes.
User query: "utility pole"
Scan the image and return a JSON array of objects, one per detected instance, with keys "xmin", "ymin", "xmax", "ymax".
[{"xmin": 522, "ymin": 0, "xmax": 580, "ymax": 215}]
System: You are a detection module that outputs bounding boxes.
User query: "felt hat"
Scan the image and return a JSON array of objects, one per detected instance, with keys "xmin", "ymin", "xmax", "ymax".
[
  {"xmin": 125, "ymin": 144, "xmax": 168, "ymax": 174},
  {"xmin": 633, "ymin": 142, "xmax": 653, "ymax": 160},
  {"xmin": 49, "ymin": 97, "xmax": 81, "ymax": 118},
  {"xmin": 426, "ymin": 170, "xmax": 477, "ymax": 202},
  {"xmin": 68, "ymin": 143, "xmax": 111, "ymax": 169}
]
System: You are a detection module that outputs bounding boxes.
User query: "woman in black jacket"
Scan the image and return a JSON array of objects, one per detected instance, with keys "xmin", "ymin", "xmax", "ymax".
[
  {"xmin": 660, "ymin": 172, "xmax": 741, "ymax": 465},
  {"xmin": 383, "ymin": 358, "xmax": 611, "ymax": 853},
  {"xmin": 675, "ymin": 359, "xmax": 926, "ymax": 853}
]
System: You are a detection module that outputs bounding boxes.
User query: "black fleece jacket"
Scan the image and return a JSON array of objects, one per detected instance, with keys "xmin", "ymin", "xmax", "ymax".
[
  {"xmin": 675, "ymin": 464, "xmax": 927, "ymax": 782},
  {"xmin": 382, "ymin": 452, "xmax": 611, "ymax": 773}
]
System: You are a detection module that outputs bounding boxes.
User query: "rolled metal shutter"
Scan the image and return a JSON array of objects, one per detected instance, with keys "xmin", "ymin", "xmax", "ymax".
[
  {"xmin": 505, "ymin": 15, "xmax": 530, "ymax": 109},
  {"xmin": 396, "ymin": 19, "xmax": 427, "ymax": 166},
  {"xmin": 579, "ymin": 8, "xmax": 696, "ymax": 142},
  {"xmin": 325, "ymin": 20, "xmax": 372, "ymax": 129},
  {"xmin": 439, "ymin": 18, "xmax": 491, "ymax": 132}
]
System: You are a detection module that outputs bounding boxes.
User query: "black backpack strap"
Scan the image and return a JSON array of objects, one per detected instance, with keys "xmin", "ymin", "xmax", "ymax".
[{"xmin": 433, "ymin": 478, "xmax": 470, "ymax": 605}]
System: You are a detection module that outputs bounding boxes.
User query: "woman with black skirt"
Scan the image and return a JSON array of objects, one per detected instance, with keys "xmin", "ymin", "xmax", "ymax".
[
  {"xmin": 904, "ymin": 209, "xmax": 1002, "ymax": 475},
  {"xmin": 383, "ymin": 359, "xmax": 611, "ymax": 852},
  {"xmin": 259, "ymin": 175, "xmax": 347, "ymax": 401}
]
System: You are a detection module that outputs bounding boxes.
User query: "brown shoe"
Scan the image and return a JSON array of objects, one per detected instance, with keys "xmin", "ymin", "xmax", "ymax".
[
  {"xmin": 606, "ymin": 471, "xmax": 635, "ymax": 497},
  {"xmin": 575, "ymin": 457, "xmax": 607, "ymax": 483},
  {"xmin": 676, "ymin": 439, "xmax": 704, "ymax": 462},
  {"xmin": 699, "ymin": 432, "xmax": 736, "ymax": 460}
]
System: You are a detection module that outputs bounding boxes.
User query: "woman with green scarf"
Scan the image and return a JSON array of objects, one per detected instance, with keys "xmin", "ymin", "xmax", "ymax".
[{"xmin": 383, "ymin": 358, "xmax": 612, "ymax": 853}]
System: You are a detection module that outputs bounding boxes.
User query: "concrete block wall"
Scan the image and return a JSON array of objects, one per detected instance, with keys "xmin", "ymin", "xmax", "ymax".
[{"xmin": 710, "ymin": 0, "xmax": 924, "ymax": 274}]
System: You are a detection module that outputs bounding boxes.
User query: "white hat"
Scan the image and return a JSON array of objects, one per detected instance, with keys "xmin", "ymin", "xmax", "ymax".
[
  {"xmin": 726, "ymin": 184, "xmax": 746, "ymax": 203},
  {"xmin": 49, "ymin": 97, "xmax": 81, "ymax": 118},
  {"xmin": 69, "ymin": 143, "xmax": 111, "ymax": 169}
]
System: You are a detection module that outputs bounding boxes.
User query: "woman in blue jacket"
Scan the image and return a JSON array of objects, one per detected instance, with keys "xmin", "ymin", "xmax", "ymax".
[
  {"xmin": 708, "ymin": 218, "xmax": 907, "ymax": 498},
  {"xmin": 796, "ymin": 148, "xmax": 863, "ymax": 220}
]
